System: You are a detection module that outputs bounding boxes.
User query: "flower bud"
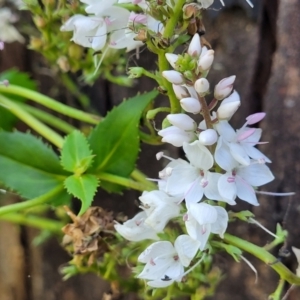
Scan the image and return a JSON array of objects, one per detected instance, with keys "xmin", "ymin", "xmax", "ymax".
[
  {"xmin": 217, "ymin": 90, "xmax": 240, "ymax": 120},
  {"xmin": 180, "ymin": 97, "xmax": 201, "ymax": 114},
  {"xmin": 187, "ymin": 33, "xmax": 201, "ymax": 58},
  {"xmin": 167, "ymin": 114, "xmax": 196, "ymax": 131},
  {"xmin": 158, "ymin": 126, "xmax": 195, "ymax": 147},
  {"xmin": 214, "ymin": 75, "xmax": 236, "ymax": 100},
  {"xmin": 172, "ymin": 84, "xmax": 189, "ymax": 99},
  {"xmin": 162, "ymin": 70, "xmax": 185, "ymax": 85},
  {"xmin": 198, "ymin": 49, "xmax": 214, "ymax": 72},
  {"xmin": 165, "ymin": 53, "xmax": 178, "ymax": 69},
  {"xmin": 194, "ymin": 78, "xmax": 210, "ymax": 95},
  {"xmin": 198, "ymin": 129, "xmax": 218, "ymax": 145}
]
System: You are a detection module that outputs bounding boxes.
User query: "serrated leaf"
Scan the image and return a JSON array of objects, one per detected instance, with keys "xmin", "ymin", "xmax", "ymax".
[
  {"xmin": 0, "ymin": 69, "xmax": 37, "ymax": 130},
  {"xmin": 60, "ymin": 130, "xmax": 94, "ymax": 174},
  {"xmin": 0, "ymin": 131, "xmax": 67, "ymax": 199},
  {"xmin": 88, "ymin": 90, "xmax": 158, "ymax": 192},
  {"xmin": 64, "ymin": 174, "xmax": 99, "ymax": 215}
]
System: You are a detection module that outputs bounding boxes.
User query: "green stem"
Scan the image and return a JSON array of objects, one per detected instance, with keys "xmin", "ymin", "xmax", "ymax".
[
  {"xmin": 60, "ymin": 73, "xmax": 90, "ymax": 109},
  {"xmin": 0, "ymin": 94, "xmax": 64, "ymax": 148},
  {"xmin": 131, "ymin": 169, "xmax": 157, "ymax": 190},
  {"xmin": 96, "ymin": 172, "xmax": 156, "ymax": 192},
  {"xmin": 163, "ymin": 0, "xmax": 186, "ymax": 39},
  {"xmin": 0, "ymin": 213, "xmax": 64, "ymax": 233},
  {"xmin": 0, "ymin": 186, "xmax": 64, "ymax": 216},
  {"xmin": 139, "ymin": 131, "xmax": 163, "ymax": 145},
  {"xmin": 224, "ymin": 233, "xmax": 300, "ymax": 285},
  {"xmin": 269, "ymin": 279, "xmax": 285, "ymax": 300},
  {"xmin": 0, "ymin": 85, "xmax": 100, "ymax": 124},
  {"xmin": 19, "ymin": 102, "xmax": 76, "ymax": 134}
]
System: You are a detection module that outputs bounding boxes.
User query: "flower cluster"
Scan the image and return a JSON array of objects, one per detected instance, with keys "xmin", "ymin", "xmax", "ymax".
[
  {"xmin": 60, "ymin": 0, "xmax": 163, "ymax": 52},
  {"xmin": 114, "ymin": 32, "xmax": 274, "ymax": 288},
  {"xmin": 60, "ymin": 0, "xmax": 253, "ymax": 52}
]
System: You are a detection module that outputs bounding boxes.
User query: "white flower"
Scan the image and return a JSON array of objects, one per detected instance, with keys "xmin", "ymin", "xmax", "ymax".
[
  {"xmin": 0, "ymin": 7, "xmax": 24, "ymax": 44},
  {"xmin": 162, "ymin": 70, "xmax": 185, "ymax": 85},
  {"xmin": 194, "ymin": 78, "xmax": 210, "ymax": 95},
  {"xmin": 180, "ymin": 97, "xmax": 201, "ymax": 114},
  {"xmin": 217, "ymin": 90, "xmax": 241, "ymax": 120},
  {"xmin": 163, "ymin": 141, "xmax": 222, "ymax": 204},
  {"xmin": 198, "ymin": 129, "xmax": 218, "ymax": 146},
  {"xmin": 114, "ymin": 211, "xmax": 159, "ymax": 241},
  {"xmin": 184, "ymin": 203, "xmax": 228, "ymax": 250},
  {"xmin": 188, "ymin": 33, "xmax": 201, "ymax": 58},
  {"xmin": 81, "ymin": 0, "xmax": 117, "ymax": 15},
  {"xmin": 139, "ymin": 190, "xmax": 181, "ymax": 231},
  {"xmin": 137, "ymin": 235, "xmax": 200, "ymax": 287},
  {"xmin": 216, "ymin": 141, "xmax": 274, "ymax": 205},
  {"xmin": 215, "ymin": 117, "xmax": 271, "ymax": 166},
  {"xmin": 61, "ymin": 6, "xmax": 130, "ymax": 51},
  {"xmin": 214, "ymin": 75, "xmax": 236, "ymax": 100}
]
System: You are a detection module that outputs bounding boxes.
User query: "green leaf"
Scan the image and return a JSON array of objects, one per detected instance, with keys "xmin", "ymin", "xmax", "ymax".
[
  {"xmin": 0, "ymin": 69, "xmax": 37, "ymax": 130},
  {"xmin": 88, "ymin": 90, "xmax": 158, "ymax": 192},
  {"xmin": 60, "ymin": 130, "xmax": 94, "ymax": 174},
  {"xmin": 0, "ymin": 131, "xmax": 67, "ymax": 199},
  {"xmin": 64, "ymin": 174, "xmax": 99, "ymax": 215}
]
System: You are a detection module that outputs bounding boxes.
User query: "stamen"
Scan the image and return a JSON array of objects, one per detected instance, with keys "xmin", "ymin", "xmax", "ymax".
[
  {"xmin": 156, "ymin": 151, "xmax": 174, "ymax": 161},
  {"xmin": 227, "ymin": 176, "xmax": 235, "ymax": 183},
  {"xmin": 241, "ymin": 255, "xmax": 258, "ymax": 283},
  {"xmin": 248, "ymin": 218, "xmax": 278, "ymax": 238},
  {"xmin": 256, "ymin": 191, "xmax": 295, "ymax": 197}
]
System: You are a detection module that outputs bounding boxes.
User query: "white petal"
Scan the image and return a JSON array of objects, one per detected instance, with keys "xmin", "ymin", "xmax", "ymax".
[
  {"xmin": 190, "ymin": 203, "xmax": 218, "ymax": 224},
  {"xmin": 215, "ymin": 137, "xmax": 238, "ymax": 171},
  {"xmin": 147, "ymin": 279, "xmax": 175, "ymax": 288},
  {"xmin": 184, "ymin": 178, "xmax": 204, "ymax": 204},
  {"xmin": 204, "ymin": 172, "xmax": 223, "ymax": 201},
  {"xmin": 243, "ymin": 145, "xmax": 271, "ymax": 163},
  {"xmin": 183, "ymin": 141, "xmax": 214, "ymax": 170},
  {"xmin": 175, "ymin": 235, "xmax": 200, "ymax": 267},
  {"xmin": 237, "ymin": 164, "xmax": 274, "ymax": 187},
  {"xmin": 214, "ymin": 120, "xmax": 236, "ymax": 142},
  {"xmin": 218, "ymin": 173, "xmax": 237, "ymax": 204},
  {"xmin": 236, "ymin": 176, "xmax": 259, "ymax": 205},
  {"xmin": 138, "ymin": 241, "xmax": 174, "ymax": 263},
  {"xmin": 229, "ymin": 143, "xmax": 250, "ymax": 166},
  {"xmin": 211, "ymin": 206, "xmax": 228, "ymax": 238}
]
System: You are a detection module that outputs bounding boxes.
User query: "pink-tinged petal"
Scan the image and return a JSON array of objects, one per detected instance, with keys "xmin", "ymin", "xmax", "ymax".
[
  {"xmin": 210, "ymin": 206, "xmax": 228, "ymax": 238},
  {"xmin": 183, "ymin": 141, "xmax": 214, "ymax": 170},
  {"xmin": 215, "ymin": 137, "xmax": 238, "ymax": 171},
  {"xmin": 204, "ymin": 172, "xmax": 223, "ymax": 201},
  {"xmin": 235, "ymin": 176, "xmax": 259, "ymax": 205},
  {"xmin": 246, "ymin": 112, "xmax": 266, "ymax": 125},
  {"xmin": 138, "ymin": 241, "xmax": 174, "ymax": 263},
  {"xmin": 218, "ymin": 173, "xmax": 237, "ymax": 203},
  {"xmin": 237, "ymin": 128, "xmax": 256, "ymax": 141},
  {"xmin": 229, "ymin": 143, "xmax": 250, "ymax": 166},
  {"xmin": 175, "ymin": 235, "xmax": 200, "ymax": 267},
  {"xmin": 240, "ymin": 128, "xmax": 262, "ymax": 144},
  {"xmin": 237, "ymin": 163, "xmax": 274, "ymax": 187}
]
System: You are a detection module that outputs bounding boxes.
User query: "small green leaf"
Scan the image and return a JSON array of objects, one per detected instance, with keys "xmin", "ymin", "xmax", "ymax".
[
  {"xmin": 88, "ymin": 90, "xmax": 158, "ymax": 192},
  {"xmin": 61, "ymin": 130, "xmax": 94, "ymax": 174},
  {"xmin": 0, "ymin": 69, "xmax": 37, "ymax": 131},
  {"xmin": 229, "ymin": 210, "xmax": 254, "ymax": 222},
  {"xmin": 64, "ymin": 174, "xmax": 99, "ymax": 215},
  {"xmin": 0, "ymin": 131, "xmax": 67, "ymax": 199},
  {"xmin": 220, "ymin": 244, "xmax": 242, "ymax": 262}
]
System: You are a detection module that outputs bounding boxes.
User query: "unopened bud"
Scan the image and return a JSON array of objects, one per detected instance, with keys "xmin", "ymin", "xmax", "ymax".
[
  {"xmin": 198, "ymin": 50, "xmax": 214, "ymax": 72},
  {"xmin": 162, "ymin": 70, "xmax": 185, "ymax": 85},
  {"xmin": 187, "ymin": 34, "xmax": 201, "ymax": 58},
  {"xmin": 128, "ymin": 67, "xmax": 144, "ymax": 78},
  {"xmin": 57, "ymin": 56, "xmax": 70, "ymax": 72},
  {"xmin": 214, "ymin": 75, "xmax": 236, "ymax": 100},
  {"xmin": 180, "ymin": 97, "xmax": 201, "ymax": 114},
  {"xmin": 167, "ymin": 114, "xmax": 196, "ymax": 131},
  {"xmin": 172, "ymin": 84, "xmax": 189, "ymax": 99},
  {"xmin": 158, "ymin": 126, "xmax": 195, "ymax": 147},
  {"xmin": 165, "ymin": 53, "xmax": 178, "ymax": 69},
  {"xmin": 198, "ymin": 129, "xmax": 218, "ymax": 145},
  {"xmin": 217, "ymin": 90, "xmax": 240, "ymax": 120},
  {"xmin": 194, "ymin": 78, "xmax": 210, "ymax": 95}
]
